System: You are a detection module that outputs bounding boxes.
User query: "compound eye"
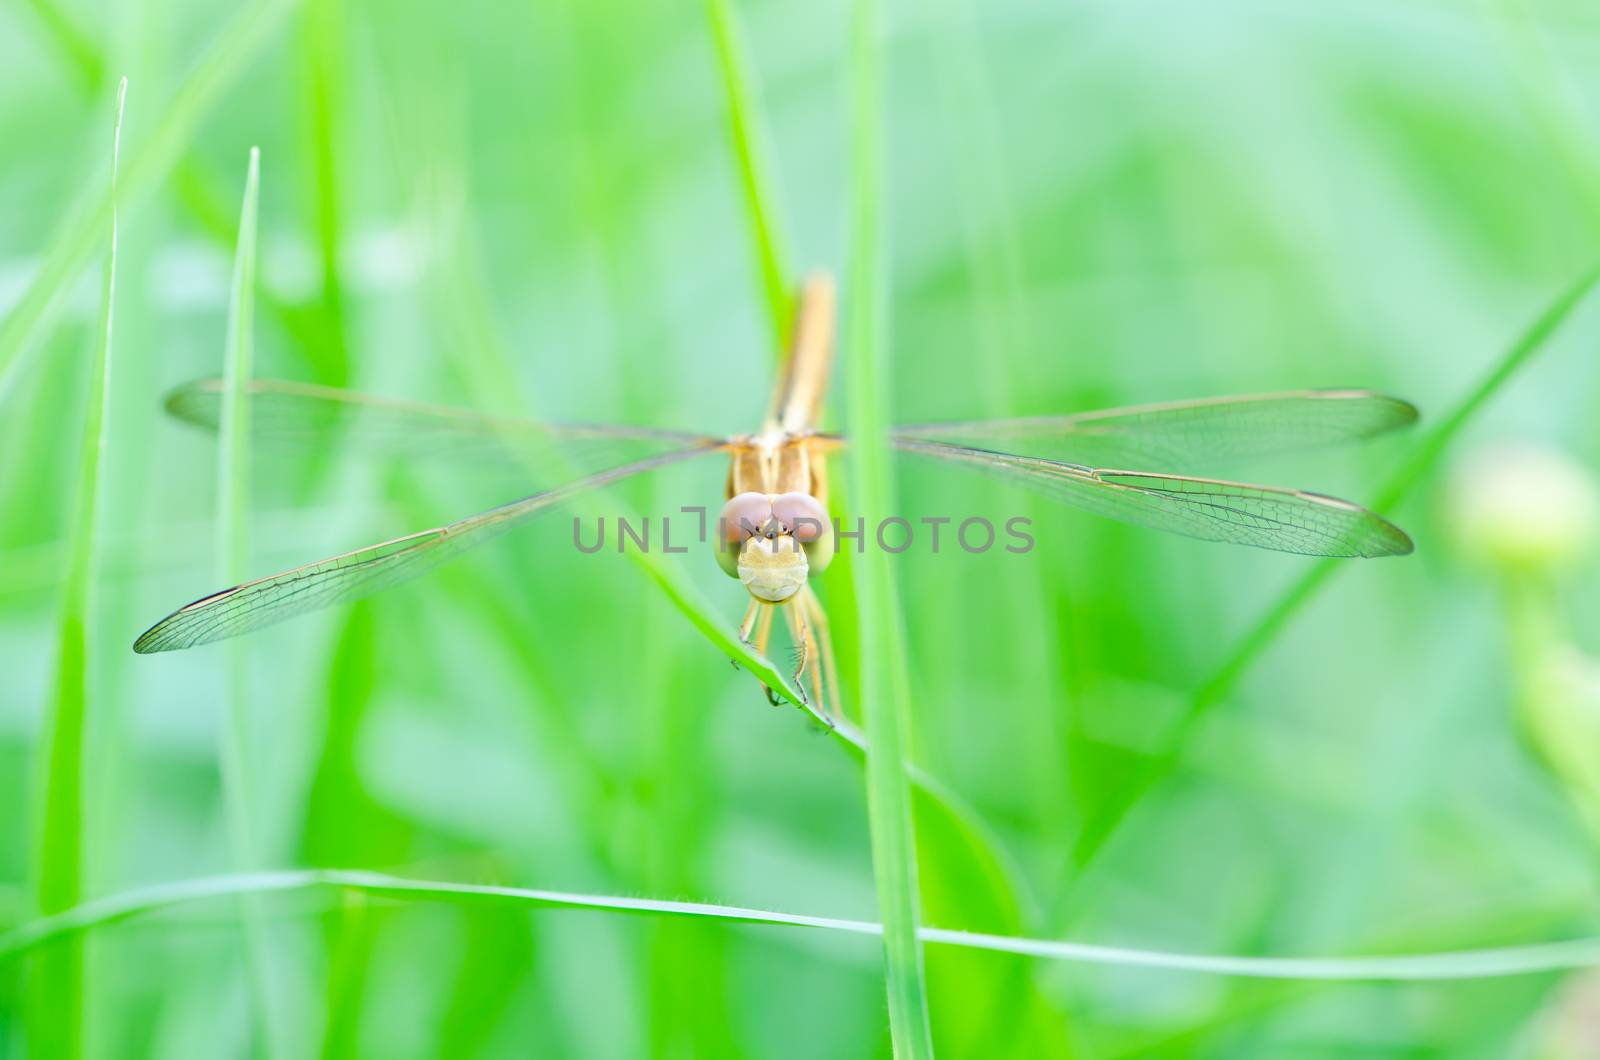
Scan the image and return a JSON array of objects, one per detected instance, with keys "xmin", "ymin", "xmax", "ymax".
[
  {"xmin": 771, "ymin": 492, "xmax": 829, "ymax": 542},
  {"xmin": 802, "ymin": 534, "xmax": 835, "ymax": 576},
  {"xmin": 719, "ymin": 492, "xmax": 773, "ymax": 542},
  {"xmin": 713, "ymin": 535, "xmax": 741, "ymax": 578}
]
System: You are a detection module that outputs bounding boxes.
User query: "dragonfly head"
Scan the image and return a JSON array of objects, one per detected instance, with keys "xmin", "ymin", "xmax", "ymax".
[{"xmin": 715, "ymin": 491, "xmax": 835, "ymax": 601}]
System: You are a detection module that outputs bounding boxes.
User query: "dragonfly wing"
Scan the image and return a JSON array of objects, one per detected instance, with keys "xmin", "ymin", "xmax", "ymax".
[
  {"xmin": 895, "ymin": 438, "xmax": 1413, "ymax": 558},
  {"xmin": 166, "ymin": 378, "xmax": 725, "ymax": 480},
  {"xmin": 133, "ymin": 444, "xmax": 723, "ymax": 653},
  {"xmin": 893, "ymin": 390, "xmax": 1417, "ymax": 472}
]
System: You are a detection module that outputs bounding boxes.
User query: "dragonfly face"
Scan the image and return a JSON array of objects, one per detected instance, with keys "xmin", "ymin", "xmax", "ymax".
[{"xmin": 714, "ymin": 489, "xmax": 834, "ymax": 602}]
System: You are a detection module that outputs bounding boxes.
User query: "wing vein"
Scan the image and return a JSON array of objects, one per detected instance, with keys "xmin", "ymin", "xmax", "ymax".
[{"xmin": 893, "ymin": 439, "xmax": 1412, "ymax": 558}]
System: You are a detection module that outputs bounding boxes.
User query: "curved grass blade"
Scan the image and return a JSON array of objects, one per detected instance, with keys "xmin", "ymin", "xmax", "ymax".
[
  {"xmin": 132, "ymin": 445, "xmax": 721, "ymax": 653},
  {"xmin": 896, "ymin": 439, "xmax": 1413, "ymax": 557},
  {"xmin": 10, "ymin": 869, "xmax": 1600, "ymax": 983},
  {"xmin": 31, "ymin": 76, "xmax": 125, "ymax": 1060},
  {"xmin": 895, "ymin": 389, "xmax": 1418, "ymax": 472}
]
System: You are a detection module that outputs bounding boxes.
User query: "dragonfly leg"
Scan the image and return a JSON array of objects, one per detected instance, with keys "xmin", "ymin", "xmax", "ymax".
[
  {"xmin": 734, "ymin": 598, "xmax": 759, "ymax": 670},
  {"xmin": 801, "ymin": 585, "xmax": 841, "ymax": 724},
  {"xmin": 782, "ymin": 595, "xmax": 834, "ymax": 728},
  {"xmin": 738, "ymin": 598, "xmax": 762, "ymax": 646},
  {"xmin": 781, "ymin": 596, "xmax": 819, "ymax": 713},
  {"xmin": 752, "ymin": 604, "xmax": 782, "ymax": 706}
]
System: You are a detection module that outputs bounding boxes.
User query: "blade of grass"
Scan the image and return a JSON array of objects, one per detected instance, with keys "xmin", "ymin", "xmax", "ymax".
[
  {"xmin": 219, "ymin": 153, "xmax": 262, "ymax": 617},
  {"xmin": 1061, "ymin": 257, "xmax": 1600, "ymax": 892},
  {"xmin": 29, "ymin": 76, "xmax": 125, "ymax": 1060},
  {"xmin": 846, "ymin": 1, "xmax": 935, "ymax": 1054},
  {"xmin": 214, "ymin": 147, "xmax": 284, "ymax": 1060},
  {"xmin": 171, "ymin": 157, "xmax": 343, "ymax": 375},
  {"xmin": 11, "ymin": 869, "xmax": 1600, "ymax": 982},
  {"xmin": 300, "ymin": 0, "xmax": 350, "ymax": 386},
  {"xmin": 0, "ymin": 0, "xmax": 297, "ymax": 405},
  {"xmin": 704, "ymin": 0, "xmax": 794, "ymax": 350}
]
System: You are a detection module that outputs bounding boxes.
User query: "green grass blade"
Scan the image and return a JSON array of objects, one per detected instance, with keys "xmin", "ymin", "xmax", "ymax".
[
  {"xmin": 213, "ymin": 147, "xmax": 284, "ymax": 1060},
  {"xmin": 1064, "ymin": 258, "xmax": 1600, "ymax": 883},
  {"xmin": 0, "ymin": 0, "xmax": 297, "ymax": 405},
  {"xmin": 301, "ymin": 0, "xmax": 351, "ymax": 386},
  {"xmin": 219, "ymin": 151, "xmax": 261, "ymax": 591},
  {"xmin": 11, "ymin": 869, "xmax": 1600, "ymax": 983},
  {"xmin": 29, "ymin": 76, "xmax": 126, "ymax": 1060},
  {"xmin": 704, "ymin": 0, "xmax": 793, "ymax": 350},
  {"xmin": 846, "ymin": 0, "xmax": 934, "ymax": 1053}
]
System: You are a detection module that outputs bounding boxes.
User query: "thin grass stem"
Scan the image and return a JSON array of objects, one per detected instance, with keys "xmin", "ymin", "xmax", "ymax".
[
  {"xmin": 213, "ymin": 147, "xmax": 284, "ymax": 1060},
  {"xmin": 10, "ymin": 870, "xmax": 1600, "ymax": 983},
  {"xmin": 29, "ymin": 76, "xmax": 126, "ymax": 1060},
  {"xmin": 845, "ymin": 1, "xmax": 935, "ymax": 1054}
]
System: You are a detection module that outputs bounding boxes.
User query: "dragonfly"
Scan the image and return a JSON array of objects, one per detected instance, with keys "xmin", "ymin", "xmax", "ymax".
[{"xmin": 134, "ymin": 270, "xmax": 1417, "ymax": 718}]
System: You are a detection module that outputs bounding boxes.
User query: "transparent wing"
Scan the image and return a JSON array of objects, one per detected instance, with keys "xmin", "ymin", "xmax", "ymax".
[
  {"xmin": 895, "ymin": 438, "xmax": 1413, "ymax": 558},
  {"xmin": 165, "ymin": 378, "xmax": 725, "ymax": 479},
  {"xmin": 132, "ymin": 444, "xmax": 723, "ymax": 653},
  {"xmin": 893, "ymin": 390, "xmax": 1417, "ymax": 472}
]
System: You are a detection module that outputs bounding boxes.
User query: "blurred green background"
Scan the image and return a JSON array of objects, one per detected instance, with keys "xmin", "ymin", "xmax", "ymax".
[{"xmin": 5, "ymin": 0, "xmax": 1600, "ymax": 1056}]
